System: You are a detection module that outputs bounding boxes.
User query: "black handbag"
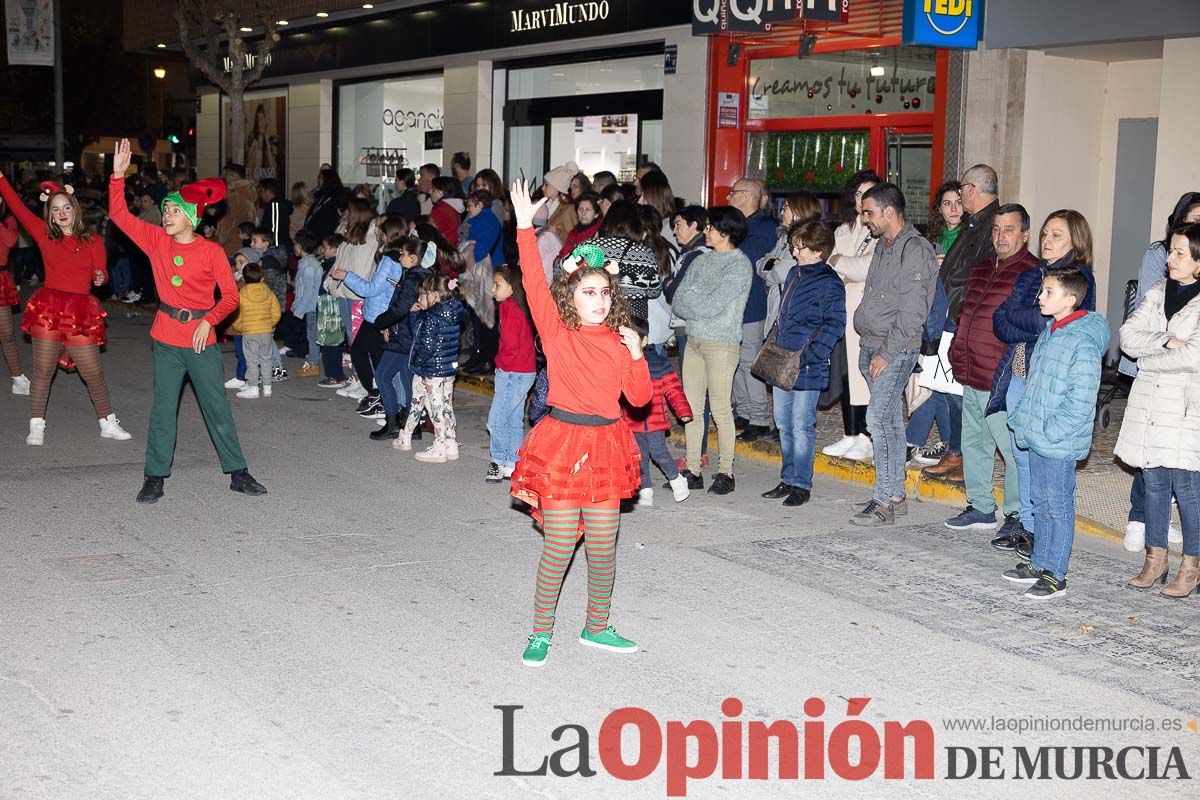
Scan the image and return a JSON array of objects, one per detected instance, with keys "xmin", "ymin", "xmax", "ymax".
[{"xmin": 751, "ymin": 269, "xmax": 822, "ymax": 390}]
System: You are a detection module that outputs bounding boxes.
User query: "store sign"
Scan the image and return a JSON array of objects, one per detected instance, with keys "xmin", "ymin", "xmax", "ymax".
[
  {"xmin": 748, "ymin": 51, "xmax": 935, "ymax": 119},
  {"xmin": 509, "ymin": 1, "xmax": 610, "ymax": 32},
  {"xmin": 692, "ymin": 0, "xmax": 846, "ymax": 34},
  {"xmin": 500, "ymin": 0, "xmax": 628, "ymax": 44},
  {"xmin": 717, "ymin": 92, "xmax": 741, "ymax": 127},
  {"xmin": 902, "ymin": 0, "xmax": 983, "ymax": 49}
]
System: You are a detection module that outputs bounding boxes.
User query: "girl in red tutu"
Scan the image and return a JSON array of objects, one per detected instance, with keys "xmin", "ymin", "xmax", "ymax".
[
  {"xmin": 0, "ymin": 195, "xmax": 30, "ymax": 395},
  {"xmin": 509, "ymin": 179, "xmax": 652, "ymax": 668},
  {"xmin": 0, "ymin": 171, "xmax": 130, "ymax": 445}
]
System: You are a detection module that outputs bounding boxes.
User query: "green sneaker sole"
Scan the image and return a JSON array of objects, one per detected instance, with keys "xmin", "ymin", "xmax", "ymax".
[
  {"xmin": 522, "ymin": 653, "xmax": 549, "ymax": 667},
  {"xmin": 578, "ymin": 635, "xmax": 638, "ymax": 654}
]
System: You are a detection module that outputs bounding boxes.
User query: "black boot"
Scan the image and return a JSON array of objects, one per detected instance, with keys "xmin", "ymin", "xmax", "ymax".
[
  {"xmin": 229, "ymin": 469, "xmax": 268, "ymax": 496},
  {"xmin": 370, "ymin": 412, "xmax": 403, "ymax": 441},
  {"xmin": 136, "ymin": 476, "xmax": 165, "ymax": 504},
  {"xmin": 410, "ymin": 407, "xmax": 424, "ymax": 441}
]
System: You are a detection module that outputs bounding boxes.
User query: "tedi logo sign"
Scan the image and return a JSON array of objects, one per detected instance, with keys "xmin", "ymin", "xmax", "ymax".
[{"xmin": 902, "ymin": 0, "xmax": 981, "ymax": 49}]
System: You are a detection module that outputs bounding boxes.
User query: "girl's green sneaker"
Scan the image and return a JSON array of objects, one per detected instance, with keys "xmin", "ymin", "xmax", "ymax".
[
  {"xmin": 578, "ymin": 625, "xmax": 638, "ymax": 653},
  {"xmin": 521, "ymin": 632, "xmax": 552, "ymax": 667}
]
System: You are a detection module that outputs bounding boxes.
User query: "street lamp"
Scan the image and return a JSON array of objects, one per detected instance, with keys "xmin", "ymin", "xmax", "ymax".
[{"xmin": 153, "ymin": 67, "xmax": 167, "ymax": 80}]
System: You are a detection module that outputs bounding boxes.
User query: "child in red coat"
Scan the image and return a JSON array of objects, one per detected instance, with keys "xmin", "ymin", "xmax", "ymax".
[{"xmin": 622, "ymin": 320, "xmax": 694, "ymax": 506}]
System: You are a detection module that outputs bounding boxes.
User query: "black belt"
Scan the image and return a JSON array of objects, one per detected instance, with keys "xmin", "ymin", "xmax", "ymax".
[
  {"xmin": 550, "ymin": 408, "xmax": 619, "ymax": 426},
  {"xmin": 158, "ymin": 303, "xmax": 213, "ymax": 324}
]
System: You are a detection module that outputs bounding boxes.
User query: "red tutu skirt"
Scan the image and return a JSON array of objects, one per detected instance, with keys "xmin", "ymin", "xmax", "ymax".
[
  {"xmin": 21, "ymin": 286, "xmax": 107, "ymax": 346},
  {"xmin": 0, "ymin": 270, "xmax": 17, "ymax": 307},
  {"xmin": 510, "ymin": 416, "xmax": 642, "ymax": 520}
]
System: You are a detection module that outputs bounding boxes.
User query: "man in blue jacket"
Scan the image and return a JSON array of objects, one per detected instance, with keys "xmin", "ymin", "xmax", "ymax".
[{"xmin": 729, "ymin": 178, "xmax": 777, "ymax": 442}]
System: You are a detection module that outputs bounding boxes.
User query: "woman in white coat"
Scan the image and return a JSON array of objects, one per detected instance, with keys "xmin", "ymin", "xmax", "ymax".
[
  {"xmin": 1116, "ymin": 223, "xmax": 1200, "ymax": 598},
  {"xmin": 822, "ymin": 170, "xmax": 880, "ymax": 461}
]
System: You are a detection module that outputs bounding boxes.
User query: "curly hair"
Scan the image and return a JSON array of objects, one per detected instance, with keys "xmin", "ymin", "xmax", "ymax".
[
  {"xmin": 43, "ymin": 191, "xmax": 94, "ymax": 243},
  {"xmin": 550, "ymin": 268, "xmax": 633, "ymax": 332}
]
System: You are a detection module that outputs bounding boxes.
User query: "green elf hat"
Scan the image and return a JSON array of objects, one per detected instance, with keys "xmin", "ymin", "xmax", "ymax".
[{"xmin": 162, "ymin": 178, "xmax": 226, "ymax": 229}]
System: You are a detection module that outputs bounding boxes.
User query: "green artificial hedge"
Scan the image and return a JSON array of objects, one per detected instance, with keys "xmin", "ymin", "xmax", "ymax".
[{"xmin": 746, "ymin": 131, "xmax": 870, "ymax": 194}]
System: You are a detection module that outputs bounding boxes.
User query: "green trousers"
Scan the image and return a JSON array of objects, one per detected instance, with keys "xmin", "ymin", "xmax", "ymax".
[
  {"xmin": 145, "ymin": 341, "xmax": 247, "ymax": 478},
  {"xmin": 961, "ymin": 385, "xmax": 1019, "ymax": 516}
]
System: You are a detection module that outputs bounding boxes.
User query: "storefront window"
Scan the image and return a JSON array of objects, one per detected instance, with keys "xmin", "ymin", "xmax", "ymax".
[
  {"xmin": 748, "ymin": 47, "xmax": 936, "ymax": 120},
  {"xmin": 508, "ymin": 56, "xmax": 664, "ymax": 100},
  {"xmin": 744, "ymin": 131, "xmax": 870, "ymax": 194},
  {"xmin": 337, "ymin": 74, "xmax": 444, "ymax": 185}
]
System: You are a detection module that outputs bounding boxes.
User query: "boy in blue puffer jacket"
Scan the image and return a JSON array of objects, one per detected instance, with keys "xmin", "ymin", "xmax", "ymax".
[
  {"xmin": 396, "ymin": 272, "xmax": 466, "ymax": 462},
  {"xmin": 1004, "ymin": 265, "xmax": 1109, "ymax": 601}
]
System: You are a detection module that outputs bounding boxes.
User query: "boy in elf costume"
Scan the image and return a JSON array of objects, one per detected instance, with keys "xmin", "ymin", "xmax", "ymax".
[{"xmin": 108, "ymin": 139, "xmax": 267, "ymax": 504}]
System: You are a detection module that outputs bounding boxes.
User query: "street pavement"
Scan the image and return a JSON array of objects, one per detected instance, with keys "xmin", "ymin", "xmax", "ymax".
[{"xmin": 1, "ymin": 310, "xmax": 1198, "ymax": 799}]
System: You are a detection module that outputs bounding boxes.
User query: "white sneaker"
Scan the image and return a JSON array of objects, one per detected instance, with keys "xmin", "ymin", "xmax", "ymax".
[
  {"xmin": 1168, "ymin": 523, "xmax": 1183, "ymax": 545},
  {"xmin": 121, "ymin": 290, "xmax": 140, "ymax": 304},
  {"xmin": 336, "ymin": 378, "xmax": 363, "ymax": 398},
  {"xmin": 502, "ymin": 463, "xmax": 516, "ymax": 479},
  {"xmin": 262, "ymin": 385, "xmax": 272, "ymax": 397},
  {"xmin": 822, "ymin": 435, "xmax": 858, "ymax": 458},
  {"xmin": 637, "ymin": 488, "xmax": 654, "ymax": 507},
  {"xmin": 669, "ymin": 473, "xmax": 691, "ymax": 503},
  {"xmin": 843, "ymin": 434, "xmax": 874, "ymax": 461},
  {"xmin": 1123, "ymin": 520, "xmax": 1145, "ymax": 552},
  {"xmin": 26, "ymin": 418, "xmax": 45, "ymax": 446},
  {"xmin": 98, "ymin": 413, "xmax": 132, "ymax": 440},
  {"xmin": 236, "ymin": 386, "xmax": 261, "ymax": 399},
  {"xmin": 346, "ymin": 384, "xmax": 369, "ymax": 401},
  {"xmin": 11, "ymin": 374, "xmax": 30, "ymax": 395},
  {"xmin": 444, "ymin": 441, "xmax": 459, "ymax": 461},
  {"xmin": 224, "ymin": 377, "xmax": 246, "ymax": 390}
]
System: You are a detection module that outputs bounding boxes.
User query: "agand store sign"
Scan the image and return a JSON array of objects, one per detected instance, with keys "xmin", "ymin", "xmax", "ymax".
[{"xmin": 902, "ymin": 0, "xmax": 983, "ymax": 49}]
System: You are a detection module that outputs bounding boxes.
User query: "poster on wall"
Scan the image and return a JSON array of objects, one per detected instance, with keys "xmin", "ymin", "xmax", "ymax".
[
  {"xmin": 5, "ymin": 0, "xmax": 54, "ymax": 66},
  {"xmin": 222, "ymin": 90, "xmax": 287, "ymax": 185}
]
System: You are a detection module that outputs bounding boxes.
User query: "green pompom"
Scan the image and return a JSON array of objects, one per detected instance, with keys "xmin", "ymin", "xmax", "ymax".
[{"xmin": 572, "ymin": 243, "xmax": 606, "ymax": 268}]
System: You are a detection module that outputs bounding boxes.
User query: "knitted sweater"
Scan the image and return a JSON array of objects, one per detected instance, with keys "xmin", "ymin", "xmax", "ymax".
[
  {"xmin": 671, "ymin": 246, "xmax": 753, "ymax": 343},
  {"xmin": 591, "ymin": 234, "xmax": 663, "ymax": 322}
]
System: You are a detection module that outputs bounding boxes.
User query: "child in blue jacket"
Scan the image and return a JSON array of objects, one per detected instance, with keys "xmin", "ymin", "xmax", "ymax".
[
  {"xmin": 396, "ymin": 272, "xmax": 465, "ymax": 463},
  {"xmin": 1004, "ymin": 265, "xmax": 1109, "ymax": 600}
]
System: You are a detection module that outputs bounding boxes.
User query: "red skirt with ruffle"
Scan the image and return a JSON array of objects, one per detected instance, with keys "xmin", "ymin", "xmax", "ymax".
[
  {"xmin": 0, "ymin": 270, "xmax": 18, "ymax": 307},
  {"xmin": 510, "ymin": 416, "xmax": 642, "ymax": 518},
  {"xmin": 21, "ymin": 286, "xmax": 107, "ymax": 346}
]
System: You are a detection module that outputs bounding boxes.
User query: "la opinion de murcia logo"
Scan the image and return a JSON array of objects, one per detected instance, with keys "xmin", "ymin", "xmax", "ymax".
[{"xmin": 510, "ymin": 1, "xmax": 611, "ymax": 32}]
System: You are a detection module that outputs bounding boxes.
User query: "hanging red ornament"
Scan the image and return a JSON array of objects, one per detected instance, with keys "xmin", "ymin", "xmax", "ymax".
[
  {"xmin": 835, "ymin": 161, "xmax": 844, "ymax": 173},
  {"xmin": 805, "ymin": 170, "xmax": 815, "ymax": 183},
  {"xmin": 875, "ymin": 94, "xmax": 883, "ymax": 103},
  {"xmin": 848, "ymin": 88, "xmax": 857, "ymax": 98},
  {"xmin": 911, "ymin": 97, "xmax": 922, "ymax": 109}
]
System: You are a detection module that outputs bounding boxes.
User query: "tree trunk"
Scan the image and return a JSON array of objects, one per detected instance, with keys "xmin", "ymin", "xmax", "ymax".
[{"xmin": 228, "ymin": 82, "xmax": 245, "ymax": 168}]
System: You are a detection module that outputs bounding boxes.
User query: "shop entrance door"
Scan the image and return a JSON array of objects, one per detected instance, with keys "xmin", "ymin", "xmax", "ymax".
[{"xmin": 885, "ymin": 128, "xmax": 935, "ymax": 230}]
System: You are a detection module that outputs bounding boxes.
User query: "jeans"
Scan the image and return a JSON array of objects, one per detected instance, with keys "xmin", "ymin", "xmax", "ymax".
[
  {"xmin": 109, "ymin": 257, "xmax": 131, "ymax": 297},
  {"xmin": 1028, "ymin": 451, "xmax": 1078, "ymax": 580},
  {"xmin": 350, "ymin": 322, "xmax": 384, "ymax": 393},
  {"xmin": 487, "ymin": 368, "xmax": 536, "ymax": 465},
  {"xmin": 676, "ymin": 334, "xmax": 709, "ymax": 456},
  {"xmin": 682, "ymin": 337, "xmax": 740, "ymax": 475},
  {"xmin": 232, "ymin": 335, "xmax": 247, "ymax": 381},
  {"xmin": 773, "ymin": 387, "xmax": 820, "ymax": 491},
  {"xmin": 1144, "ymin": 467, "xmax": 1200, "ymax": 556},
  {"xmin": 304, "ymin": 312, "xmax": 318, "ymax": 364},
  {"xmin": 1006, "ymin": 374, "xmax": 1034, "ymax": 530},
  {"xmin": 375, "ymin": 350, "xmax": 411, "ymax": 416},
  {"xmin": 732, "ymin": 320, "xmax": 770, "ymax": 426},
  {"xmin": 338, "ymin": 296, "xmax": 355, "ymax": 344},
  {"xmin": 634, "ymin": 430, "xmax": 679, "ymax": 488},
  {"xmin": 321, "ymin": 345, "xmax": 346, "ymax": 381},
  {"xmin": 905, "ymin": 391, "xmax": 961, "ymax": 453},
  {"xmin": 860, "ymin": 345, "xmax": 918, "ymax": 502},
  {"xmin": 961, "ymin": 385, "xmax": 1020, "ymax": 516}
]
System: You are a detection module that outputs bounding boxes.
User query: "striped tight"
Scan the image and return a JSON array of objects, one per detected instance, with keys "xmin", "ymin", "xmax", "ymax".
[
  {"xmin": 29, "ymin": 334, "xmax": 112, "ymax": 419},
  {"xmin": 533, "ymin": 498, "xmax": 621, "ymax": 635},
  {"xmin": 0, "ymin": 305, "xmax": 21, "ymax": 378}
]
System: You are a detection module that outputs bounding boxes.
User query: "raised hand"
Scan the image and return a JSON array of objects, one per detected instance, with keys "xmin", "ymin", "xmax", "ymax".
[
  {"xmin": 509, "ymin": 179, "xmax": 546, "ymax": 230},
  {"xmin": 113, "ymin": 139, "xmax": 132, "ymax": 177}
]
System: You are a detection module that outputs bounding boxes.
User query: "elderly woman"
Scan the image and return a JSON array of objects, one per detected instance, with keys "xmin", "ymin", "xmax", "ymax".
[
  {"xmin": 760, "ymin": 220, "xmax": 845, "ymax": 508},
  {"xmin": 1116, "ymin": 222, "xmax": 1200, "ymax": 599}
]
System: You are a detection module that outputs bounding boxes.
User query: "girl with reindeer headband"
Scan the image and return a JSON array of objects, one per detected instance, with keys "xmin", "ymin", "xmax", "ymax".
[
  {"xmin": 508, "ymin": 179, "xmax": 651, "ymax": 668},
  {"xmin": 0, "ymin": 167, "xmax": 131, "ymax": 445}
]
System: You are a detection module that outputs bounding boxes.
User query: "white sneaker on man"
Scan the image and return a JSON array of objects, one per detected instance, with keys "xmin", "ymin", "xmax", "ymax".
[
  {"xmin": 224, "ymin": 377, "xmax": 246, "ymax": 390},
  {"xmin": 26, "ymin": 418, "xmax": 45, "ymax": 446},
  {"xmin": 346, "ymin": 383, "xmax": 368, "ymax": 401},
  {"xmin": 98, "ymin": 414, "xmax": 132, "ymax": 440},
  {"xmin": 121, "ymin": 290, "xmax": 141, "ymax": 304},
  {"xmin": 822, "ymin": 435, "xmax": 858, "ymax": 457},
  {"xmin": 669, "ymin": 473, "xmax": 691, "ymax": 503},
  {"xmin": 336, "ymin": 377, "xmax": 363, "ymax": 398},
  {"xmin": 11, "ymin": 374, "xmax": 30, "ymax": 395},
  {"xmin": 637, "ymin": 488, "xmax": 654, "ymax": 507},
  {"xmin": 1123, "ymin": 520, "xmax": 1145, "ymax": 552},
  {"xmin": 236, "ymin": 385, "xmax": 261, "ymax": 399},
  {"xmin": 501, "ymin": 463, "xmax": 516, "ymax": 479},
  {"xmin": 843, "ymin": 434, "xmax": 874, "ymax": 462},
  {"xmin": 262, "ymin": 385, "xmax": 272, "ymax": 397}
]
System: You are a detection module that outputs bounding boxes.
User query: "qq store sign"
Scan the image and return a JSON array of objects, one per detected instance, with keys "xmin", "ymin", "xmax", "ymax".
[{"xmin": 902, "ymin": 0, "xmax": 982, "ymax": 49}]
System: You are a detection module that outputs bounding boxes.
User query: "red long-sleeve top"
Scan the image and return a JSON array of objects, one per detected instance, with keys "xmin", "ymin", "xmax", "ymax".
[
  {"xmin": 495, "ymin": 297, "xmax": 536, "ymax": 373},
  {"xmin": 108, "ymin": 177, "xmax": 240, "ymax": 348},
  {"xmin": 0, "ymin": 175, "xmax": 105, "ymax": 292},
  {"xmin": 518, "ymin": 227, "xmax": 650, "ymax": 418},
  {"xmin": 0, "ymin": 215, "xmax": 17, "ymax": 265}
]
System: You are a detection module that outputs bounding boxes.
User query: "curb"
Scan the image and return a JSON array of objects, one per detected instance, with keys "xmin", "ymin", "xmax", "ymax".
[{"xmin": 455, "ymin": 372, "xmax": 1129, "ymax": 546}]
